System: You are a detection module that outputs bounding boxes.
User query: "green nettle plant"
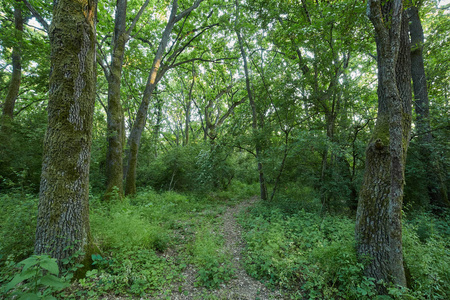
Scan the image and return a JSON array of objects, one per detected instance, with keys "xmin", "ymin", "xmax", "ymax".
[
  {"xmin": 2, "ymin": 255, "xmax": 69, "ymax": 300},
  {"xmin": 195, "ymin": 259, "xmax": 235, "ymax": 289}
]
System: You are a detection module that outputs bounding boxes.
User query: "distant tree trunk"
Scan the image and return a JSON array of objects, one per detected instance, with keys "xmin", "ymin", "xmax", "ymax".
[
  {"xmin": 320, "ymin": 109, "xmax": 336, "ymax": 209},
  {"xmin": 152, "ymin": 95, "xmax": 163, "ymax": 157},
  {"xmin": 103, "ymin": 0, "xmax": 149, "ymax": 200},
  {"xmin": 124, "ymin": 27, "xmax": 170, "ymax": 195},
  {"xmin": 1, "ymin": 0, "xmax": 23, "ymax": 129},
  {"xmin": 408, "ymin": 6, "xmax": 449, "ymax": 207},
  {"xmin": 124, "ymin": 0, "xmax": 203, "ymax": 195},
  {"xmin": 184, "ymin": 70, "xmax": 195, "ymax": 146},
  {"xmin": 235, "ymin": 0, "xmax": 267, "ymax": 201},
  {"xmin": 184, "ymin": 100, "xmax": 191, "ymax": 146},
  {"xmin": 104, "ymin": 0, "xmax": 127, "ymax": 199},
  {"xmin": 35, "ymin": 0, "xmax": 98, "ymax": 270},
  {"xmin": 355, "ymin": 0, "xmax": 411, "ymax": 292}
]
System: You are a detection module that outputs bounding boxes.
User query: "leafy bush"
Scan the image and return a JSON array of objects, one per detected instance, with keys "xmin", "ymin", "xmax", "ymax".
[
  {"xmin": 212, "ymin": 181, "xmax": 259, "ymax": 202},
  {"xmin": 0, "ymin": 193, "xmax": 37, "ymax": 263},
  {"xmin": 231, "ymin": 151, "xmax": 258, "ymax": 184},
  {"xmin": 0, "ymin": 111, "xmax": 47, "ymax": 193},
  {"xmin": 196, "ymin": 145, "xmax": 235, "ymax": 191},
  {"xmin": 239, "ymin": 203, "xmax": 377, "ymax": 299},
  {"xmin": 136, "ymin": 145, "xmax": 203, "ymax": 191},
  {"xmin": 403, "ymin": 215, "xmax": 450, "ymax": 299},
  {"xmin": 271, "ymin": 183, "xmax": 322, "ymax": 214},
  {"xmin": 76, "ymin": 249, "xmax": 179, "ymax": 298}
]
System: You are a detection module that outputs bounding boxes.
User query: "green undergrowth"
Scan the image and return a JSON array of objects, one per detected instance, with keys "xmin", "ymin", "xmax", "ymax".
[
  {"xmin": 75, "ymin": 187, "xmax": 242, "ymax": 297},
  {"xmin": 3, "ymin": 181, "xmax": 446, "ymax": 299},
  {"xmin": 239, "ymin": 201, "xmax": 450, "ymax": 299},
  {"xmin": 0, "ymin": 182, "xmax": 258, "ymax": 298},
  {"xmin": 0, "ymin": 193, "xmax": 37, "ymax": 263},
  {"xmin": 189, "ymin": 224, "xmax": 236, "ymax": 289},
  {"xmin": 402, "ymin": 211, "xmax": 450, "ymax": 299},
  {"xmin": 239, "ymin": 202, "xmax": 374, "ymax": 299}
]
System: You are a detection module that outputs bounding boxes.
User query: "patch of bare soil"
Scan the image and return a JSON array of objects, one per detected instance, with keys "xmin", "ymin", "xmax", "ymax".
[{"xmin": 164, "ymin": 197, "xmax": 284, "ymax": 299}]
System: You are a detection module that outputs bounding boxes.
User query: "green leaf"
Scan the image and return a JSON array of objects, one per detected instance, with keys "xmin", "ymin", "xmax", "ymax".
[
  {"xmin": 18, "ymin": 293, "xmax": 41, "ymax": 300},
  {"xmin": 19, "ymin": 256, "xmax": 39, "ymax": 272},
  {"xmin": 5, "ymin": 270, "xmax": 36, "ymax": 291},
  {"xmin": 39, "ymin": 258, "xmax": 59, "ymax": 275},
  {"xmin": 39, "ymin": 275, "xmax": 69, "ymax": 289},
  {"xmin": 91, "ymin": 254, "xmax": 102, "ymax": 261}
]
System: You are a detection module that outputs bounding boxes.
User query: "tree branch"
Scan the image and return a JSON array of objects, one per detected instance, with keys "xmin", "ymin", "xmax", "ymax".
[
  {"xmin": 165, "ymin": 23, "xmax": 220, "ymax": 67},
  {"xmin": 21, "ymin": 0, "xmax": 49, "ymax": 32},
  {"xmin": 170, "ymin": 56, "xmax": 236, "ymax": 69},
  {"xmin": 126, "ymin": 0, "xmax": 151, "ymax": 36},
  {"xmin": 174, "ymin": 0, "xmax": 204, "ymax": 23}
]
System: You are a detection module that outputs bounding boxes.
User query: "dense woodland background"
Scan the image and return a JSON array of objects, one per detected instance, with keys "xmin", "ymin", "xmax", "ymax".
[{"xmin": 0, "ymin": 0, "xmax": 449, "ymax": 299}]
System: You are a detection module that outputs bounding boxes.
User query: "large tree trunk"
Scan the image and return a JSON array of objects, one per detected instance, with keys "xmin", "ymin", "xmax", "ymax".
[
  {"xmin": 1, "ymin": 0, "xmax": 23, "ymax": 128},
  {"xmin": 104, "ymin": 0, "xmax": 127, "ymax": 199},
  {"xmin": 355, "ymin": 0, "xmax": 412, "ymax": 292},
  {"xmin": 408, "ymin": 6, "xmax": 449, "ymax": 207},
  {"xmin": 35, "ymin": 0, "xmax": 97, "ymax": 270},
  {"xmin": 235, "ymin": 0, "xmax": 267, "ymax": 201}
]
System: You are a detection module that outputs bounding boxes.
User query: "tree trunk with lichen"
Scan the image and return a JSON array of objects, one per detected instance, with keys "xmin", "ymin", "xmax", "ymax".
[
  {"xmin": 0, "ymin": 0, "xmax": 23, "ymax": 178},
  {"xmin": 35, "ymin": 0, "xmax": 98, "ymax": 270},
  {"xmin": 355, "ymin": 0, "xmax": 411, "ymax": 292},
  {"xmin": 1, "ymin": 0, "xmax": 23, "ymax": 130},
  {"xmin": 104, "ymin": 0, "xmax": 127, "ymax": 200}
]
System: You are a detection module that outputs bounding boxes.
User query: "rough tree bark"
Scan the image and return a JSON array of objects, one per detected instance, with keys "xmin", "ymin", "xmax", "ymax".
[
  {"xmin": 34, "ymin": 0, "xmax": 98, "ymax": 270},
  {"xmin": 408, "ymin": 5, "xmax": 449, "ymax": 207},
  {"xmin": 1, "ymin": 0, "xmax": 23, "ymax": 128},
  {"xmin": 235, "ymin": 0, "xmax": 267, "ymax": 201},
  {"xmin": 355, "ymin": 0, "xmax": 412, "ymax": 292}
]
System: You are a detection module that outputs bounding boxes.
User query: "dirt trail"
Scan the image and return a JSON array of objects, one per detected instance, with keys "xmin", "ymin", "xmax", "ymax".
[{"xmin": 167, "ymin": 197, "xmax": 283, "ymax": 299}]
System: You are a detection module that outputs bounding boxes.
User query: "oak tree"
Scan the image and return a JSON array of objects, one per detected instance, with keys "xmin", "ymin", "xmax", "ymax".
[
  {"xmin": 355, "ymin": 0, "xmax": 412, "ymax": 291},
  {"xmin": 35, "ymin": 0, "xmax": 98, "ymax": 269}
]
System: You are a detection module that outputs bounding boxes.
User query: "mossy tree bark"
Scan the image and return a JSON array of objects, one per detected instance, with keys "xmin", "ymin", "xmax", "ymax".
[
  {"xmin": 35, "ymin": 0, "xmax": 98, "ymax": 269},
  {"xmin": 104, "ymin": 0, "xmax": 127, "ymax": 200},
  {"xmin": 408, "ymin": 5, "xmax": 449, "ymax": 208},
  {"xmin": 355, "ymin": 0, "xmax": 412, "ymax": 292},
  {"xmin": 1, "ymin": 0, "xmax": 23, "ymax": 129},
  {"xmin": 101, "ymin": 0, "xmax": 150, "ymax": 200}
]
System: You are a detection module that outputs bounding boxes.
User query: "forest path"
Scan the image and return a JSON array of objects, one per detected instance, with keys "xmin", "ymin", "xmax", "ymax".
[{"xmin": 167, "ymin": 196, "xmax": 283, "ymax": 300}]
